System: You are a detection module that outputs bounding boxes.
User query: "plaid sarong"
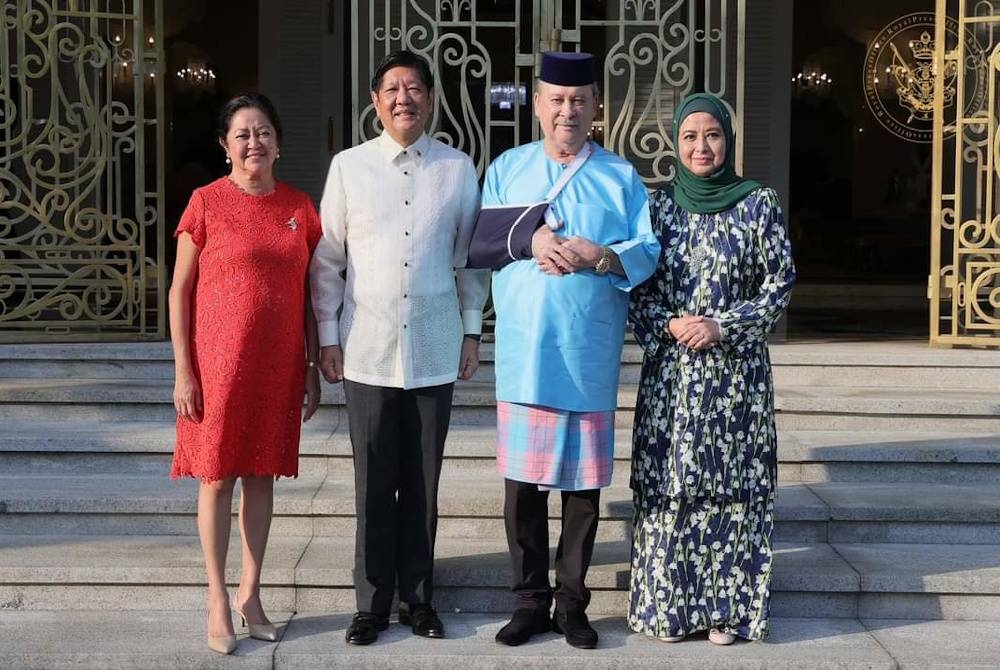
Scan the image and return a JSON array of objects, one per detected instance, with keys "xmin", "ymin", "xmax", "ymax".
[{"xmin": 496, "ymin": 401, "xmax": 615, "ymax": 491}]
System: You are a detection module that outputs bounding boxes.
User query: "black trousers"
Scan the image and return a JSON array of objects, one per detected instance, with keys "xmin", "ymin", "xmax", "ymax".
[
  {"xmin": 344, "ymin": 379, "xmax": 454, "ymax": 615},
  {"xmin": 503, "ymin": 478, "xmax": 601, "ymax": 613}
]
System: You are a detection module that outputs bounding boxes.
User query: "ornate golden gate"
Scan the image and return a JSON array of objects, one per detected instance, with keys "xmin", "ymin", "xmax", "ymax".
[
  {"xmin": 931, "ymin": 0, "xmax": 1000, "ymax": 346},
  {"xmin": 0, "ymin": 0, "xmax": 165, "ymax": 341},
  {"xmin": 351, "ymin": 0, "xmax": 745, "ymax": 184}
]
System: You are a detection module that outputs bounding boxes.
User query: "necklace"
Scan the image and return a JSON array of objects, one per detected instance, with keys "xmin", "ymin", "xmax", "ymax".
[{"xmin": 228, "ymin": 175, "xmax": 275, "ymax": 196}]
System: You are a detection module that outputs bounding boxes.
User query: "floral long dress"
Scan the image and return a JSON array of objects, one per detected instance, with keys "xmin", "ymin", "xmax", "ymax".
[{"xmin": 626, "ymin": 187, "xmax": 796, "ymax": 641}]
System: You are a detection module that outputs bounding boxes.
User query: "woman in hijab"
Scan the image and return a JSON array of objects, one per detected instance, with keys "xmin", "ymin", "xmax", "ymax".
[{"xmin": 627, "ymin": 93, "xmax": 796, "ymax": 645}]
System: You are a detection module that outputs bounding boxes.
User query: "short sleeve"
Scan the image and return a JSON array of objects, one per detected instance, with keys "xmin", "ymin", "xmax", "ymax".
[{"xmin": 175, "ymin": 189, "xmax": 207, "ymax": 248}]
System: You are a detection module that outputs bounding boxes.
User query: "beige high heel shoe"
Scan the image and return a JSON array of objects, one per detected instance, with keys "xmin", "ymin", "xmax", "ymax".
[
  {"xmin": 207, "ymin": 633, "xmax": 237, "ymax": 655},
  {"xmin": 236, "ymin": 606, "xmax": 278, "ymax": 642},
  {"xmin": 207, "ymin": 601, "xmax": 237, "ymax": 654}
]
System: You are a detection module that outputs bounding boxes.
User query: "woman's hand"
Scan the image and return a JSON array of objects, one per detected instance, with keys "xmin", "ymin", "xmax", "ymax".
[
  {"xmin": 668, "ymin": 315, "xmax": 721, "ymax": 351},
  {"xmin": 173, "ymin": 370, "xmax": 203, "ymax": 422},
  {"xmin": 302, "ymin": 365, "xmax": 321, "ymax": 422}
]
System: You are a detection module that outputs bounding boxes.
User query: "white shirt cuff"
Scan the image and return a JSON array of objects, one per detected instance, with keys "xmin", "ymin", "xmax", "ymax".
[
  {"xmin": 318, "ymin": 319, "xmax": 340, "ymax": 347},
  {"xmin": 461, "ymin": 309, "xmax": 483, "ymax": 335}
]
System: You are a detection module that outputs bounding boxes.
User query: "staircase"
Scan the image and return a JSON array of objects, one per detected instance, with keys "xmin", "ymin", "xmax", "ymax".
[{"xmin": 0, "ymin": 340, "xmax": 998, "ymax": 668}]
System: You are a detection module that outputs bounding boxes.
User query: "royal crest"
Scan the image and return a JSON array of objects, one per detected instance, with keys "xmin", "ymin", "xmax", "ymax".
[
  {"xmin": 864, "ymin": 13, "xmax": 985, "ymax": 143},
  {"xmin": 888, "ymin": 31, "xmax": 957, "ymax": 123}
]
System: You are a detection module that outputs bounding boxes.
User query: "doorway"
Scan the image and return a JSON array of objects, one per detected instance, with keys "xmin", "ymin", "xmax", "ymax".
[{"xmin": 787, "ymin": 1, "xmax": 935, "ymax": 338}]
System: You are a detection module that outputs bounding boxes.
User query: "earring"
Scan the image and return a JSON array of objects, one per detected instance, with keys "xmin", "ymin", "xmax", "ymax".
[
  {"xmin": 276, "ymin": 151, "xmax": 281, "ymax": 160},
  {"xmin": 225, "ymin": 155, "xmax": 231, "ymax": 165}
]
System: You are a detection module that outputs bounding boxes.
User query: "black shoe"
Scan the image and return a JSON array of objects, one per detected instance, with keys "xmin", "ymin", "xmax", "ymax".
[
  {"xmin": 552, "ymin": 608, "xmax": 598, "ymax": 649},
  {"xmin": 345, "ymin": 611, "xmax": 389, "ymax": 645},
  {"xmin": 398, "ymin": 604, "xmax": 445, "ymax": 639},
  {"xmin": 495, "ymin": 607, "xmax": 551, "ymax": 646}
]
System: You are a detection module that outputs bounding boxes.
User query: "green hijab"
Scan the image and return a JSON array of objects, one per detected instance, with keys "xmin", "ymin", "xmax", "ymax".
[{"xmin": 670, "ymin": 93, "xmax": 761, "ymax": 214}]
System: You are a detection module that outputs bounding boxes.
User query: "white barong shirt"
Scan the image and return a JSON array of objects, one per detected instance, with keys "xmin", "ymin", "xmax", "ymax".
[{"xmin": 310, "ymin": 132, "xmax": 490, "ymax": 389}]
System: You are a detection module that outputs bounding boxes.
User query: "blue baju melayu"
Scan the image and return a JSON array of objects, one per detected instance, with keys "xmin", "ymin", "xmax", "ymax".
[{"xmin": 483, "ymin": 140, "xmax": 660, "ymax": 490}]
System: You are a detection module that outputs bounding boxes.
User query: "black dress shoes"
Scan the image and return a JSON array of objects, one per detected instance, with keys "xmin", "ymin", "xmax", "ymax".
[
  {"xmin": 552, "ymin": 608, "xmax": 598, "ymax": 649},
  {"xmin": 345, "ymin": 611, "xmax": 389, "ymax": 645},
  {"xmin": 399, "ymin": 604, "xmax": 445, "ymax": 638},
  {"xmin": 495, "ymin": 607, "xmax": 551, "ymax": 646}
]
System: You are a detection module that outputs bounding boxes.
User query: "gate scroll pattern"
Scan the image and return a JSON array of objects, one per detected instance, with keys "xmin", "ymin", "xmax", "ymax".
[
  {"xmin": 0, "ymin": 0, "xmax": 164, "ymax": 341},
  {"xmin": 931, "ymin": 0, "xmax": 1000, "ymax": 345},
  {"xmin": 352, "ymin": 0, "xmax": 744, "ymax": 185}
]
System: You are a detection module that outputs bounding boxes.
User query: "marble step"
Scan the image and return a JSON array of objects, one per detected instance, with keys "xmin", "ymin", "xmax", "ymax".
[
  {"xmin": 0, "ymin": 536, "xmax": 998, "ymax": 621},
  {"xmin": 0, "ymin": 341, "xmax": 996, "ymax": 388},
  {"xmin": 2, "ymin": 421, "xmax": 998, "ymax": 483},
  {"xmin": 7, "ymin": 612, "xmax": 996, "ymax": 670},
  {"xmin": 1, "ymin": 379, "xmax": 999, "ymax": 432},
  {"xmin": 0, "ymin": 474, "xmax": 998, "ymax": 544}
]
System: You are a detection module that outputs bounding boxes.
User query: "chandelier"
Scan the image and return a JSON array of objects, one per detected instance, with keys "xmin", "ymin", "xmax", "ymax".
[{"xmin": 176, "ymin": 60, "xmax": 216, "ymax": 91}]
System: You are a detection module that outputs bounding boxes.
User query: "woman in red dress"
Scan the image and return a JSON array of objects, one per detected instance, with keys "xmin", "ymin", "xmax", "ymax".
[{"xmin": 168, "ymin": 93, "xmax": 321, "ymax": 654}]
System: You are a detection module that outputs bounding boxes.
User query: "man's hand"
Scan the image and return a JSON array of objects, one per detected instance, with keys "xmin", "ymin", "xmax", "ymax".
[
  {"xmin": 668, "ymin": 315, "xmax": 721, "ymax": 351},
  {"xmin": 319, "ymin": 344, "xmax": 344, "ymax": 383},
  {"xmin": 560, "ymin": 236, "xmax": 604, "ymax": 270},
  {"xmin": 531, "ymin": 224, "xmax": 582, "ymax": 276},
  {"xmin": 458, "ymin": 337, "xmax": 480, "ymax": 380}
]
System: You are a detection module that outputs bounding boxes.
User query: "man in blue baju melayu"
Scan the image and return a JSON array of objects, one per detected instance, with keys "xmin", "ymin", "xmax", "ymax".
[{"xmin": 483, "ymin": 51, "xmax": 660, "ymax": 649}]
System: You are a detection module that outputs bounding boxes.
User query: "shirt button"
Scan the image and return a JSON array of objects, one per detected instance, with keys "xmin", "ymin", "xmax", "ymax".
[
  {"xmin": 404, "ymin": 200, "xmax": 410, "ymax": 205},
  {"xmin": 403, "ymin": 171, "xmax": 409, "ymax": 176},
  {"xmin": 403, "ymin": 294, "xmax": 408, "ymax": 298},
  {"xmin": 403, "ymin": 324, "xmax": 408, "ymax": 329},
  {"xmin": 404, "ymin": 262, "xmax": 408, "ymax": 267},
  {"xmin": 404, "ymin": 231, "xmax": 410, "ymax": 236}
]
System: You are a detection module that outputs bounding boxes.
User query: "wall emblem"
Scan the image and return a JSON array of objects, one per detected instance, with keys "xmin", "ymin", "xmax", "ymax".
[{"xmin": 863, "ymin": 12, "xmax": 986, "ymax": 143}]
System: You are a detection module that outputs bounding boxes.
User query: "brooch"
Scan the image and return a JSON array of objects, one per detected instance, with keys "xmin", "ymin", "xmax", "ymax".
[
  {"xmin": 286, "ymin": 216, "xmax": 298, "ymax": 231},
  {"xmin": 689, "ymin": 245, "xmax": 709, "ymax": 268}
]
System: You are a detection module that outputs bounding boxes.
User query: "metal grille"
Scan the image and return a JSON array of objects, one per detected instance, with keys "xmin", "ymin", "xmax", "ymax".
[
  {"xmin": 351, "ymin": 0, "xmax": 745, "ymax": 183},
  {"xmin": 931, "ymin": 0, "xmax": 1000, "ymax": 345},
  {"xmin": 0, "ymin": 0, "xmax": 165, "ymax": 341}
]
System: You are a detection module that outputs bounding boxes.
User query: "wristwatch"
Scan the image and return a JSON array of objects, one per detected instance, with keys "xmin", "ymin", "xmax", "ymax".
[{"xmin": 594, "ymin": 246, "xmax": 612, "ymax": 275}]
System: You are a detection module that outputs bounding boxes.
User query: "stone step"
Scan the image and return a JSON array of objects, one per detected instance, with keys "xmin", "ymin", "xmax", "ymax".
[
  {"xmin": 0, "ymin": 536, "xmax": 997, "ymax": 621},
  {"xmin": 0, "ymin": 474, "xmax": 998, "ymax": 544},
  {"xmin": 6, "ymin": 420, "xmax": 999, "ymax": 463},
  {"xmin": 2, "ymin": 421, "xmax": 999, "ymax": 483},
  {"xmin": 781, "ymin": 431, "xmax": 1000, "ymax": 484},
  {"xmin": 6, "ymin": 451, "xmax": 1000, "ymax": 485},
  {"xmin": 771, "ymin": 365, "xmax": 999, "ymax": 389},
  {"xmin": 8, "ymin": 613, "xmax": 995, "ymax": 670},
  {"xmin": 1, "ymin": 379, "xmax": 998, "ymax": 432},
  {"xmin": 1, "ymin": 341, "xmax": 997, "ymax": 388}
]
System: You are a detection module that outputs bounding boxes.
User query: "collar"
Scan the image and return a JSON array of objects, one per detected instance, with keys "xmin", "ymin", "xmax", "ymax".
[{"xmin": 377, "ymin": 131, "xmax": 431, "ymax": 165}]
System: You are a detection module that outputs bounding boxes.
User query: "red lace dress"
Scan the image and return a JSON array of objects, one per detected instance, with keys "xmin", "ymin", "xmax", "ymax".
[{"xmin": 170, "ymin": 178, "xmax": 321, "ymax": 481}]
